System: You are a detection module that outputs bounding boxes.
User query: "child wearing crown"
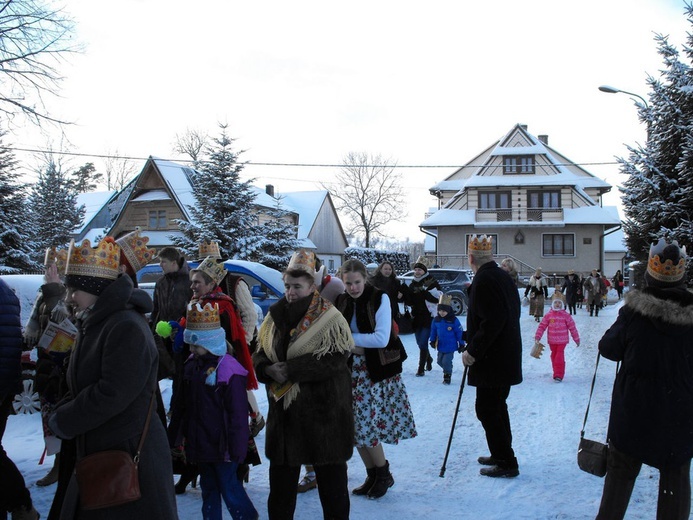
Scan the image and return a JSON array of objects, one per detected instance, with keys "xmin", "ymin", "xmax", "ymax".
[
  {"xmin": 534, "ymin": 292, "xmax": 580, "ymax": 382},
  {"xmin": 429, "ymin": 294, "xmax": 465, "ymax": 385},
  {"xmin": 169, "ymin": 302, "xmax": 258, "ymax": 520}
]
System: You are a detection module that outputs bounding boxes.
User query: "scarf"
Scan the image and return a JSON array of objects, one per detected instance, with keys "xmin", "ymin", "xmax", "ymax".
[{"xmin": 257, "ymin": 290, "xmax": 353, "ymax": 409}]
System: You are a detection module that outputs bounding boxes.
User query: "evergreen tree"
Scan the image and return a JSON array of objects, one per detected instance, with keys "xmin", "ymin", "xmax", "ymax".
[
  {"xmin": 71, "ymin": 162, "xmax": 104, "ymax": 193},
  {"xmin": 29, "ymin": 156, "xmax": 85, "ymax": 259},
  {"xmin": 250, "ymin": 197, "xmax": 301, "ymax": 271},
  {"xmin": 619, "ymin": 4, "xmax": 693, "ymax": 286},
  {"xmin": 172, "ymin": 123, "xmax": 261, "ymax": 259},
  {"xmin": 0, "ymin": 130, "xmax": 38, "ymax": 273}
]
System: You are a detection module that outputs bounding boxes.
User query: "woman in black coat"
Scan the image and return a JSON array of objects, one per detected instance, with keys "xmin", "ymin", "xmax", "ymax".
[
  {"xmin": 596, "ymin": 239, "xmax": 693, "ymax": 519},
  {"xmin": 369, "ymin": 260, "xmax": 404, "ymax": 320},
  {"xmin": 48, "ymin": 238, "xmax": 178, "ymax": 520}
]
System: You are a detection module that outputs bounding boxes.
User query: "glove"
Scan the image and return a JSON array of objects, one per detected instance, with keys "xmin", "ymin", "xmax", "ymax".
[
  {"xmin": 155, "ymin": 319, "xmax": 186, "ymax": 353},
  {"xmin": 457, "ymin": 342, "xmax": 465, "ymax": 353},
  {"xmin": 429, "ymin": 341, "xmax": 437, "ymax": 349}
]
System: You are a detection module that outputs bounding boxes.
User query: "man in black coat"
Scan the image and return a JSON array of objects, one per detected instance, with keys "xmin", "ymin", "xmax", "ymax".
[
  {"xmin": 463, "ymin": 235, "xmax": 522, "ymax": 478},
  {"xmin": 0, "ymin": 278, "xmax": 39, "ymax": 519}
]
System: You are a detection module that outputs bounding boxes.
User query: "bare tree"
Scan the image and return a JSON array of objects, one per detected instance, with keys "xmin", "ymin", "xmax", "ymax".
[
  {"xmin": 324, "ymin": 152, "xmax": 406, "ymax": 248},
  {"xmin": 173, "ymin": 128, "xmax": 208, "ymax": 167},
  {"xmin": 104, "ymin": 149, "xmax": 137, "ymax": 191},
  {"xmin": 0, "ymin": 0, "xmax": 78, "ymax": 126}
]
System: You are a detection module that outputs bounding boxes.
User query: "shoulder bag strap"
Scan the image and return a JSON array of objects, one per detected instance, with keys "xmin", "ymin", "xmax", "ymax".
[
  {"xmin": 580, "ymin": 352, "xmax": 619, "ymax": 441},
  {"xmin": 133, "ymin": 389, "xmax": 157, "ymax": 466}
]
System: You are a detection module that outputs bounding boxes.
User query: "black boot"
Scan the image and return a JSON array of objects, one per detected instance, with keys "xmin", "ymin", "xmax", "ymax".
[
  {"xmin": 426, "ymin": 354, "xmax": 433, "ymax": 371},
  {"xmin": 367, "ymin": 461, "xmax": 394, "ymax": 499},
  {"xmin": 352, "ymin": 467, "xmax": 376, "ymax": 496},
  {"xmin": 175, "ymin": 465, "xmax": 199, "ymax": 494},
  {"xmin": 417, "ymin": 351, "xmax": 426, "ymax": 376}
]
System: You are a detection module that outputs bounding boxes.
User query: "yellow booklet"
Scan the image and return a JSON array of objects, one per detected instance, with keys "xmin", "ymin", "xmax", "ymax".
[{"xmin": 270, "ymin": 380, "xmax": 294, "ymax": 402}]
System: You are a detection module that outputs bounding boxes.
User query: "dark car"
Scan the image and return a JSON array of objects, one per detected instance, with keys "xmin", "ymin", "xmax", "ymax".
[
  {"xmin": 137, "ymin": 259, "xmax": 285, "ymax": 317},
  {"xmin": 399, "ymin": 268, "xmax": 472, "ymax": 315}
]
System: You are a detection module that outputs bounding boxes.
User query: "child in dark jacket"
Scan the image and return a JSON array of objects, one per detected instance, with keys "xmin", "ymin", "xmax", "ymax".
[
  {"xmin": 429, "ymin": 295, "xmax": 465, "ymax": 384},
  {"xmin": 171, "ymin": 302, "xmax": 258, "ymax": 520}
]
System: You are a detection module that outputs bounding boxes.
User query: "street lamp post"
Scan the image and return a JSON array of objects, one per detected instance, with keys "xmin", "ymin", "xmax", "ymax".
[{"xmin": 598, "ymin": 85, "xmax": 649, "ymax": 109}]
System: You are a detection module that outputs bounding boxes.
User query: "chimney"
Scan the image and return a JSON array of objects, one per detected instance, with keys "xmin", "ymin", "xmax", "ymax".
[
  {"xmin": 266, "ymin": 184, "xmax": 275, "ymax": 197},
  {"xmin": 538, "ymin": 135, "xmax": 548, "ymax": 145}
]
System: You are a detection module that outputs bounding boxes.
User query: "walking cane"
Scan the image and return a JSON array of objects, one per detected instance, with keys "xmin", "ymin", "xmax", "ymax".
[{"xmin": 439, "ymin": 365, "xmax": 469, "ymax": 477}]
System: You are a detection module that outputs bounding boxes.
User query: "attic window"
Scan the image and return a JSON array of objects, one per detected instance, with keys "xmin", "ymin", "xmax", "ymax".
[
  {"xmin": 149, "ymin": 210, "xmax": 167, "ymax": 229},
  {"xmin": 504, "ymin": 155, "xmax": 535, "ymax": 175}
]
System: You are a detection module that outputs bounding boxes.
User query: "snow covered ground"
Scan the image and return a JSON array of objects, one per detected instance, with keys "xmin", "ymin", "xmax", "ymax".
[{"xmin": 5, "ymin": 295, "xmax": 667, "ymax": 519}]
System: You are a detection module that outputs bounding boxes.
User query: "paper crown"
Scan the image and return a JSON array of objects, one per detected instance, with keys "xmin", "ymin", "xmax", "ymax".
[
  {"xmin": 65, "ymin": 238, "xmax": 121, "ymax": 280},
  {"xmin": 44, "ymin": 247, "xmax": 68, "ymax": 274},
  {"xmin": 438, "ymin": 294, "xmax": 453, "ymax": 306},
  {"xmin": 413, "ymin": 255, "xmax": 431, "ymax": 269},
  {"xmin": 198, "ymin": 240, "xmax": 222, "ymax": 261},
  {"xmin": 194, "ymin": 256, "xmax": 227, "ymax": 286},
  {"xmin": 186, "ymin": 302, "xmax": 221, "ymax": 331},
  {"xmin": 287, "ymin": 249, "xmax": 317, "ymax": 275},
  {"xmin": 116, "ymin": 228, "xmax": 156, "ymax": 273},
  {"xmin": 468, "ymin": 234, "xmax": 493, "ymax": 253},
  {"xmin": 647, "ymin": 238, "xmax": 687, "ymax": 283}
]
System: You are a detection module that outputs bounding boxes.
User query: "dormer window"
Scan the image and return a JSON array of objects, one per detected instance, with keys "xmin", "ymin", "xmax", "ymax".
[{"xmin": 504, "ymin": 155, "xmax": 535, "ymax": 174}]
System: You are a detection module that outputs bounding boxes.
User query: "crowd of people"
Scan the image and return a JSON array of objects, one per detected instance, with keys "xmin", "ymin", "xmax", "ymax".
[{"xmin": 1, "ymin": 231, "xmax": 692, "ymax": 520}]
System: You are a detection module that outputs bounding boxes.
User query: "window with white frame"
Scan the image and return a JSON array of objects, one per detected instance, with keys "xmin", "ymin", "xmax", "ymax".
[
  {"xmin": 503, "ymin": 155, "xmax": 535, "ymax": 174},
  {"xmin": 528, "ymin": 190, "xmax": 560, "ymax": 208},
  {"xmin": 542, "ymin": 234, "xmax": 574, "ymax": 256},
  {"xmin": 478, "ymin": 191, "xmax": 511, "ymax": 209}
]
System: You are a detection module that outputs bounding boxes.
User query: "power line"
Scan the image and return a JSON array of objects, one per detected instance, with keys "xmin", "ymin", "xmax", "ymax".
[{"xmin": 0, "ymin": 145, "xmax": 621, "ymax": 170}]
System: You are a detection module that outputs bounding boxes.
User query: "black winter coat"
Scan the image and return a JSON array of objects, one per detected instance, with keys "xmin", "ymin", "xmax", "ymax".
[
  {"xmin": 50, "ymin": 275, "xmax": 178, "ymax": 519},
  {"xmin": 405, "ymin": 273, "xmax": 440, "ymax": 329},
  {"xmin": 0, "ymin": 278, "xmax": 22, "ymax": 396},
  {"xmin": 465, "ymin": 261, "xmax": 523, "ymax": 388},
  {"xmin": 599, "ymin": 286, "xmax": 693, "ymax": 469}
]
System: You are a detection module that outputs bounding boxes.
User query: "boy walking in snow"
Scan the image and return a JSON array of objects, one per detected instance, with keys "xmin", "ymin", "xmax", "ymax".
[
  {"xmin": 429, "ymin": 294, "xmax": 465, "ymax": 384},
  {"xmin": 534, "ymin": 293, "xmax": 580, "ymax": 382}
]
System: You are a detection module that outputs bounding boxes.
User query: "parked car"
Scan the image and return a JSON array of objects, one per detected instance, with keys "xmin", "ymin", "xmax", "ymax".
[
  {"xmin": 137, "ymin": 259, "xmax": 285, "ymax": 317},
  {"xmin": 399, "ymin": 268, "xmax": 472, "ymax": 315}
]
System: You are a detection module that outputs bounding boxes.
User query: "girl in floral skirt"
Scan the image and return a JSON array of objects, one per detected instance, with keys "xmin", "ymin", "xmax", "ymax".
[{"xmin": 336, "ymin": 259, "xmax": 417, "ymax": 499}]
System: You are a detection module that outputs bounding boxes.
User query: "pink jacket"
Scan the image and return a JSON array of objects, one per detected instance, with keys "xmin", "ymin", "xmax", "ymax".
[{"xmin": 535, "ymin": 309, "xmax": 580, "ymax": 347}]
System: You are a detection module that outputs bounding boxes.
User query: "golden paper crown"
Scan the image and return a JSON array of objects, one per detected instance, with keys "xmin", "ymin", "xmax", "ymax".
[
  {"xmin": 195, "ymin": 256, "xmax": 227, "ymax": 286},
  {"xmin": 44, "ymin": 247, "xmax": 68, "ymax": 274},
  {"xmin": 287, "ymin": 249, "xmax": 317, "ymax": 275},
  {"xmin": 186, "ymin": 302, "xmax": 221, "ymax": 331},
  {"xmin": 413, "ymin": 255, "xmax": 431, "ymax": 269},
  {"xmin": 647, "ymin": 238, "xmax": 687, "ymax": 283},
  {"xmin": 198, "ymin": 240, "xmax": 222, "ymax": 261},
  {"xmin": 116, "ymin": 228, "xmax": 156, "ymax": 273},
  {"xmin": 65, "ymin": 239, "xmax": 120, "ymax": 280},
  {"xmin": 468, "ymin": 234, "xmax": 493, "ymax": 253},
  {"xmin": 438, "ymin": 294, "xmax": 453, "ymax": 306}
]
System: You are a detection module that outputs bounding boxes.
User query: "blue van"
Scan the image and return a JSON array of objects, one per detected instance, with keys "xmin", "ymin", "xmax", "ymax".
[{"xmin": 137, "ymin": 259, "xmax": 285, "ymax": 317}]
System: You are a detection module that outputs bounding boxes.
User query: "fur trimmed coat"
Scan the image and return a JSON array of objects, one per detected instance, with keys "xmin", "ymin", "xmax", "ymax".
[
  {"xmin": 599, "ymin": 286, "xmax": 693, "ymax": 469},
  {"xmin": 49, "ymin": 275, "xmax": 178, "ymax": 519},
  {"xmin": 253, "ymin": 293, "xmax": 354, "ymax": 467}
]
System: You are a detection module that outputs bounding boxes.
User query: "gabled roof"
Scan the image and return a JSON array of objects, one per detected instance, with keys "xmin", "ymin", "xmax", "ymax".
[
  {"xmin": 279, "ymin": 190, "xmax": 328, "ymax": 239},
  {"xmin": 430, "ymin": 123, "xmax": 611, "ymax": 198},
  {"xmin": 73, "ymin": 190, "xmax": 117, "ymax": 234}
]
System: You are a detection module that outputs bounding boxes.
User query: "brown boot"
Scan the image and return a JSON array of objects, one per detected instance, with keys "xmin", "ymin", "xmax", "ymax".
[
  {"xmin": 352, "ymin": 467, "xmax": 376, "ymax": 496},
  {"xmin": 367, "ymin": 461, "xmax": 394, "ymax": 499}
]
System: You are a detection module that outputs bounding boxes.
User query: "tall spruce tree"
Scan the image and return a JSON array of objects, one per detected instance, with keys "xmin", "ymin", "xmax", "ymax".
[
  {"xmin": 250, "ymin": 197, "xmax": 301, "ymax": 271},
  {"xmin": 619, "ymin": 4, "xmax": 693, "ymax": 286},
  {"xmin": 0, "ymin": 130, "xmax": 38, "ymax": 273},
  {"xmin": 29, "ymin": 156, "xmax": 85, "ymax": 258},
  {"xmin": 172, "ymin": 123, "xmax": 261, "ymax": 259}
]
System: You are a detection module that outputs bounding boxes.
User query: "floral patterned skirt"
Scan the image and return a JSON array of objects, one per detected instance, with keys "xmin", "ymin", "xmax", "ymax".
[{"xmin": 352, "ymin": 354, "xmax": 417, "ymax": 448}]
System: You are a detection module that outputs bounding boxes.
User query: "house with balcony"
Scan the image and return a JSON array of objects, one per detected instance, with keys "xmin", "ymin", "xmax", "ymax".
[{"xmin": 420, "ymin": 124, "xmax": 621, "ymax": 280}]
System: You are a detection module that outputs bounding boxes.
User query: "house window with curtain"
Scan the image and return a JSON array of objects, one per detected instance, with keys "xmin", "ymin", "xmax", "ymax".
[
  {"xmin": 503, "ymin": 155, "xmax": 534, "ymax": 174},
  {"xmin": 528, "ymin": 190, "xmax": 560, "ymax": 208},
  {"xmin": 542, "ymin": 233, "xmax": 574, "ymax": 256},
  {"xmin": 478, "ymin": 191, "xmax": 512, "ymax": 221},
  {"xmin": 149, "ymin": 210, "xmax": 167, "ymax": 229}
]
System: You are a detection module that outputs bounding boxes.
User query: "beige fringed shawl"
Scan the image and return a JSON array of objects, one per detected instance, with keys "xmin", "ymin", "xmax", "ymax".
[{"xmin": 258, "ymin": 291, "xmax": 354, "ymax": 409}]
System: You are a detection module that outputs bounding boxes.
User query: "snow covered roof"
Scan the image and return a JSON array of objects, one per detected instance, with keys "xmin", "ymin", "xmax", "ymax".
[
  {"xmin": 131, "ymin": 189, "xmax": 171, "ymax": 202},
  {"xmin": 604, "ymin": 227, "xmax": 626, "ymax": 252},
  {"xmin": 419, "ymin": 205, "xmax": 621, "ymax": 228},
  {"xmin": 73, "ymin": 190, "xmax": 117, "ymax": 233},
  {"xmin": 279, "ymin": 191, "xmax": 328, "ymax": 239},
  {"xmin": 153, "ymin": 157, "xmax": 196, "ymax": 221}
]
